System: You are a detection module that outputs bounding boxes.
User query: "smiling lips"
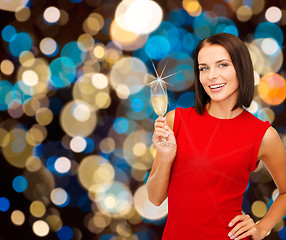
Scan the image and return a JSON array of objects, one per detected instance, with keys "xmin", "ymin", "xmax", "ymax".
[{"xmin": 209, "ymin": 83, "xmax": 226, "ymax": 92}]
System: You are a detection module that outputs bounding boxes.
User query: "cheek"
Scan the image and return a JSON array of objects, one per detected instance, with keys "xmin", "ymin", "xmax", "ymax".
[
  {"xmin": 199, "ymin": 76, "xmax": 208, "ymax": 88},
  {"xmin": 232, "ymin": 76, "xmax": 239, "ymax": 88}
]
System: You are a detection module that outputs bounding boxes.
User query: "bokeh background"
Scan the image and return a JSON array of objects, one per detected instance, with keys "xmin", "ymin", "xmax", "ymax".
[{"xmin": 0, "ymin": 0, "xmax": 286, "ymax": 239}]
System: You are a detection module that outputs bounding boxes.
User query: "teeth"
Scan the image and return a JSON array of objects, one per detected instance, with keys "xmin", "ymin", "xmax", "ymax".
[{"xmin": 210, "ymin": 83, "xmax": 225, "ymax": 89}]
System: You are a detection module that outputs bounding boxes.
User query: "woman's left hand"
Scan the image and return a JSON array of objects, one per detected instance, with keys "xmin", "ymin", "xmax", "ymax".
[{"xmin": 228, "ymin": 214, "xmax": 263, "ymax": 240}]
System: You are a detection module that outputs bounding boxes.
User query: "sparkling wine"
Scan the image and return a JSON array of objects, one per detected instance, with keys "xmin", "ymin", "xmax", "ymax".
[{"xmin": 151, "ymin": 95, "xmax": 168, "ymax": 117}]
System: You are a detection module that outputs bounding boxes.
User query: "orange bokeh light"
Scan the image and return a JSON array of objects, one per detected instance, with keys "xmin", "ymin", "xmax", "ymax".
[{"xmin": 258, "ymin": 73, "xmax": 286, "ymax": 105}]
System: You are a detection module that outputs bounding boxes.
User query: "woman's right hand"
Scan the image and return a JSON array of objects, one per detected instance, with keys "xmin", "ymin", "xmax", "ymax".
[{"xmin": 152, "ymin": 116, "xmax": 177, "ymax": 155}]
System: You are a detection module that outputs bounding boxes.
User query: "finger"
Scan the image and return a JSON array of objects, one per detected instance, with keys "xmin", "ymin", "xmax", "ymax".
[
  {"xmin": 154, "ymin": 121, "xmax": 166, "ymax": 128},
  {"xmin": 232, "ymin": 228, "xmax": 256, "ymax": 240},
  {"xmin": 153, "ymin": 129, "xmax": 170, "ymax": 138},
  {"xmin": 229, "ymin": 214, "xmax": 250, "ymax": 227},
  {"xmin": 154, "ymin": 131, "xmax": 170, "ymax": 138},
  {"xmin": 155, "ymin": 116, "xmax": 166, "ymax": 123},
  {"xmin": 228, "ymin": 217, "xmax": 254, "ymax": 239},
  {"xmin": 154, "ymin": 124, "xmax": 170, "ymax": 134},
  {"xmin": 229, "ymin": 221, "xmax": 245, "ymax": 236},
  {"xmin": 154, "ymin": 123, "xmax": 174, "ymax": 137},
  {"xmin": 229, "ymin": 223, "xmax": 254, "ymax": 239},
  {"xmin": 164, "ymin": 123, "xmax": 171, "ymax": 131}
]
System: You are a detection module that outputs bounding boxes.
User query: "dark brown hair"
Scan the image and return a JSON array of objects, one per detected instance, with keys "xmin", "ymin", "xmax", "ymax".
[{"xmin": 193, "ymin": 33, "xmax": 254, "ymax": 115}]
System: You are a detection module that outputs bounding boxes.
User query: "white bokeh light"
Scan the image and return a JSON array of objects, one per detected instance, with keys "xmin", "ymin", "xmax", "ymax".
[
  {"xmin": 50, "ymin": 188, "xmax": 68, "ymax": 206},
  {"xmin": 71, "ymin": 102, "xmax": 91, "ymax": 122},
  {"xmin": 265, "ymin": 6, "xmax": 282, "ymax": 23},
  {"xmin": 261, "ymin": 38, "xmax": 280, "ymax": 56},
  {"xmin": 43, "ymin": 6, "xmax": 60, "ymax": 24},
  {"xmin": 32, "ymin": 220, "xmax": 50, "ymax": 237},
  {"xmin": 39, "ymin": 37, "xmax": 57, "ymax": 56},
  {"xmin": 54, "ymin": 157, "xmax": 71, "ymax": 174},
  {"xmin": 115, "ymin": 0, "xmax": 163, "ymax": 34},
  {"xmin": 22, "ymin": 70, "xmax": 39, "ymax": 86},
  {"xmin": 70, "ymin": 136, "xmax": 87, "ymax": 153},
  {"xmin": 91, "ymin": 73, "xmax": 108, "ymax": 89}
]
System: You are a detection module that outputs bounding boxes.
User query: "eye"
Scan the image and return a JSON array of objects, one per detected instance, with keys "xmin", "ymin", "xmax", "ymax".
[
  {"xmin": 199, "ymin": 67, "xmax": 208, "ymax": 71},
  {"xmin": 219, "ymin": 63, "xmax": 229, "ymax": 68}
]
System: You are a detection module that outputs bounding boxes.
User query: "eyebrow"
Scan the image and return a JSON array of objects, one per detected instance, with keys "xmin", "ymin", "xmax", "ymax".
[{"xmin": 198, "ymin": 59, "xmax": 232, "ymax": 66}]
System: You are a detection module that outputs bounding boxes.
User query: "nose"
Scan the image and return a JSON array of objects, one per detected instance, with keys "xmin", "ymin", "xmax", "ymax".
[{"xmin": 208, "ymin": 67, "xmax": 218, "ymax": 80}]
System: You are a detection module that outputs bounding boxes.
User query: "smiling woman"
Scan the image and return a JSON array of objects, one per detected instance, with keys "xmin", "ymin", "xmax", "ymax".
[
  {"xmin": 147, "ymin": 33, "xmax": 286, "ymax": 240},
  {"xmin": 193, "ymin": 33, "xmax": 254, "ymax": 117},
  {"xmin": 198, "ymin": 45, "xmax": 239, "ymax": 114}
]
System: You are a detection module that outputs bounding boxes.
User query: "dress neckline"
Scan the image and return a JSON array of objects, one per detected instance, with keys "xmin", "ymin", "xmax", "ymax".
[{"xmin": 204, "ymin": 105, "xmax": 246, "ymax": 120}]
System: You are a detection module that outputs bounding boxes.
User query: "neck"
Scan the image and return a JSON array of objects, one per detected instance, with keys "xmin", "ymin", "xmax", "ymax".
[{"xmin": 206, "ymin": 101, "xmax": 244, "ymax": 119}]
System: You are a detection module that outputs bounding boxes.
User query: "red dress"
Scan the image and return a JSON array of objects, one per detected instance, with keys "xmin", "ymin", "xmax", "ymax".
[{"xmin": 162, "ymin": 107, "xmax": 271, "ymax": 240}]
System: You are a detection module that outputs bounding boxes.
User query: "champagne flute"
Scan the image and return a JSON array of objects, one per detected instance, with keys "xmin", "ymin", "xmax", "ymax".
[
  {"xmin": 150, "ymin": 79, "xmax": 168, "ymax": 118},
  {"xmin": 150, "ymin": 78, "xmax": 175, "ymax": 147},
  {"xmin": 147, "ymin": 57, "xmax": 179, "ymax": 147}
]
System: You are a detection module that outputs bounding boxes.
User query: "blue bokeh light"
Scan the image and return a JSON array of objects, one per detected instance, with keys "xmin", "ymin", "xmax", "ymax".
[
  {"xmin": 61, "ymin": 41, "xmax": 86, "ymax": 67},
  {"xmin": 131, "ymin": 98, "xmax": 144, "ymax": 112},
  {"xmin": 99, "ymin": 234, "xmax": 116, "ymax": 240},
  {"xmin": 223, "ymin": 25, "xmax": 239, "ymax": 36},
  {"xmin": 213, "ymin": 16, "xmax": 239, "ymax": 36},
  {"xmin": 182, "ymin": 32, "xmax": 198, "ymax": 53},
  {"xmin": 177, "ymin": 91, "xmax": 195, "ymax": 108},
  {"xmin": 193, "ymin": 12, "xmax": 213, "ymax": 39},
  {"xmin": 0, "ymin": 197, "xmax": 10, "ymax": 212},
  {"xmin": 113, "ymin": 155, "xmax": 130, "ymax": 171},
  {"xmin": 8, "ymin": 32, "xmax": 32, "ymax": 57},
  {"xmin": 255, "ymin": 22, "xmax": 284, "ymax": 46},
  {"xmin": 152, "ymin": 21, "xmax": 176, "ymax": 36},
  {"xmin": 49, "ymin": 57, "xmax": 77, "ymax": 88},
  {"xmin": 12, "ymin": 176, "xmax": 28, "ymax": 193},
  {"xmin": 167, "ymin": 9, "xmax": 192, "ymax": 27},
  {"xmin": 164, "ymin": 52, "xmax": 194, "ymax": 92},
  {"xmin": 163, "ymin": 27, "xmax": 182, "ymax": 52},
  {"xmin": 46, "ymin": 155, "xmax": 58, "ymax": 173},
  {"xmin": 279, "ymin": 226, "xmax": 286, "ymax": 239},
  {"xmin": 13, "ymin": 80, "xmax": 34, "ymax": 105},
  {"xmin": 124, "ymin": 119, "xmax": 136, "ymax": 135},
  {"xmin": 83, "ymin": 137, "xmax": 95, "ymax": 154},
  {"xmin": 57, "ymin": 226, "xmax": 74, "ymax": 240},
  {"xmin": 0, "ymin": 80, "xmax": 13, "ymax": 111},
  {"xmin": 1, "ymin": 25, "xmax": 17, "ymax": 42},
  {"xmin": 113, "ymin": 117, "xmax": 129, "ymax": 134},
  {"xmin": 145, "ymin": 36, "xmax": 171, "ymax": 60},
  {"xmin": 126, "ymin": 87, "xmax": 154, "ymax": 120},
  {"xmin": 77, "ymin": 194, "xmax": 91, "ymax": 212}
]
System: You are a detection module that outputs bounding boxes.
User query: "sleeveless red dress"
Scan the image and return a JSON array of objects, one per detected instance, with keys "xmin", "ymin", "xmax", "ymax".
[{"xmin": 162, "ymin": 107, "xmax": 271, "ymax": 240}]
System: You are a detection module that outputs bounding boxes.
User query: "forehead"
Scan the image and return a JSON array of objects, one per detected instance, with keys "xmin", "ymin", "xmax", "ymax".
[{"xmin": 197, "ymin": 44, "xmax": 231, "ymax": 63}]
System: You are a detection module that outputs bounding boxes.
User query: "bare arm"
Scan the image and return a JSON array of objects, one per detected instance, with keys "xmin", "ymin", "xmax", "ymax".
[
  {"xmin": 256, "ymin": 127, "xmax": 286, "ymax": 238},
  {"xmin": 146, "ymin": 110, "xmax": 177, "ymax": 206},
  {"xmin": 229, "ymin": 126, "xmax": 286, "ymax": 239}
]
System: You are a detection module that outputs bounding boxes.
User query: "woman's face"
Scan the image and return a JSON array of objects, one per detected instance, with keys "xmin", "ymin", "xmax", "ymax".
[{"xmin": 197, "ymin": 44, "xmax": 239, "ymax": 105}]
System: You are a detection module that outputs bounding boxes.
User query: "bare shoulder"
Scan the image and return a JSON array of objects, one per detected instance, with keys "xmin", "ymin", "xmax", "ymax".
[
  {"xmin": 165, "ymin": 110, "xmax": 175, "ymax": 130},
  {"xmin": 259, "ymin": 126, "xmax": 285, "ymax": 161}
]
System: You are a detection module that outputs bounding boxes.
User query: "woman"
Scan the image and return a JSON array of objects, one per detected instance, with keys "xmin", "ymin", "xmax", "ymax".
[{"xmin": 147, "ymin": 33, "xmax": 286, "ymax": 240}]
